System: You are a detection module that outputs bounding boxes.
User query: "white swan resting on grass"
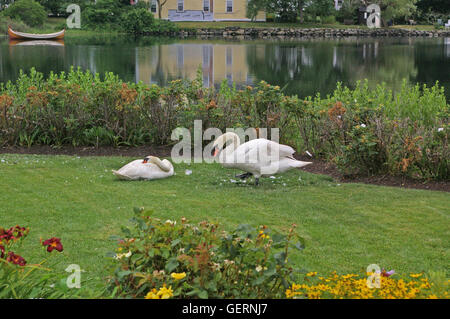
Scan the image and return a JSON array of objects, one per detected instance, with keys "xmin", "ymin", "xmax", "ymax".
[
  {"xmin": 212, "ymin": 132, "xmax": 312, "ymax": 185},
  {"xmin": 112, "ymin": 156, "xmax": 174, "ymax": 180}
]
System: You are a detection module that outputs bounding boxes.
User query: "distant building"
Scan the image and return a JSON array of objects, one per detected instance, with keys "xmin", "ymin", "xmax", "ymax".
[
  {"xmin": 334, "ymin": 0, "xmax": 344, "ymax": 10},
  {"xmin": 143, "ymin": 0, "xmax": 266, "ymax": 22}
]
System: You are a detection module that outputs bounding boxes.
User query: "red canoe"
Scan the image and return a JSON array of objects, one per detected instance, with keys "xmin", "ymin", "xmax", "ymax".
[{"xmin": 8, "ymin": 26, "xmax": 65, "ymax": 40}]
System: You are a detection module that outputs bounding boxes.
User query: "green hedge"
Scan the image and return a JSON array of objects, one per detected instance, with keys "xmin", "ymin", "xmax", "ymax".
[{"xmin": 0, "ymin": 68, "xmax": 448, "ymax": 180}]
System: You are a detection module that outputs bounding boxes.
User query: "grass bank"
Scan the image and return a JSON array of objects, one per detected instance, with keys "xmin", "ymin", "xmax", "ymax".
[{"xmin": 0, "ymin": 153, "xmax": 449, "ymax": 291}]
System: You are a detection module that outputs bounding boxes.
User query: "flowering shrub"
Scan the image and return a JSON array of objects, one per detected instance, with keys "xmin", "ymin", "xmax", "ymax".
[
  {"xmin": 107, "ymin": 208, "xmax": 305, "ymax": 299},
  {"xmin": 286, "ymin": 271, "xmax": 449, "ymax": 299},
  {"xmin": 1, "ymin": 68, "xmax": 448, "ymax": 180},
  {"xmin": 292, "ymin": 81, "xmax": 449, "ymax": 180}
]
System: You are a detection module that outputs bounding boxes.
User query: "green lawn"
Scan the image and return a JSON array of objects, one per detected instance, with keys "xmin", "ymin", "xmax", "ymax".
[{"xmin": 0, "ymin": 154, "xmax": 448, "ymax": 292}]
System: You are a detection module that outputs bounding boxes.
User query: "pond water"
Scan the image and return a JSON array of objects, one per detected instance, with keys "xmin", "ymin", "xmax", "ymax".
[{"xmin": 1, "ymin": 35, "xmax": 449, "ymax": 100}]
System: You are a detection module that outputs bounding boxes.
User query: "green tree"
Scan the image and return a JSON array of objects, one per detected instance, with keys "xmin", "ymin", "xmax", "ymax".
[
  {"xmin": 417, "ymin": 0, "xmax": 450, "ymax": 14},
  {"xmin": 305, "ymin": 0, "xmax": 335, "ymax": 19},
  {"xmin": 4, "ymin": 0, "xmax": 48, "ymax": 27},
  {"xmin": 362, "ymin": 0, "xmax": 417, "ymax": 23},
  {"xmin": 336, "ymin": 0, "xmax": 360, "ymax": 22},
  {"xmin": 120, "ymin": 8, "xmax": 155, "ymax": 34}
]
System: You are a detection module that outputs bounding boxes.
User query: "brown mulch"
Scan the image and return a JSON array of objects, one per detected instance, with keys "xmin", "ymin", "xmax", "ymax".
[
  {"xmin": 294, "ymin": 155, "xmax": 449, "ymax": 193},
  {"xmin": 1, "ymin": 145, "xmax": 449, "ymax": 192}
]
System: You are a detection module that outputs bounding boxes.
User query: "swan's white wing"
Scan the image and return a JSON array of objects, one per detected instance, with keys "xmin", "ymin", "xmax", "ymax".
[
  {"xmin": 112, "ymin": 160, "xmax": 145, "ymax": 180},
  {"xmin": 264, "ymin": 139, "xmax": 295, "ymax": 158}
]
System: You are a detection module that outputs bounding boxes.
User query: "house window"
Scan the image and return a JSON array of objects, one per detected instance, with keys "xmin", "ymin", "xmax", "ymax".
[
  {"xmin": 150, "ymin": 0, "xmax": 157, "ymax": 13},
  {"xmin": 203, "ymin": 0, "xmax": 210, "ymax": 12},
  {"xmin": 177, "ymin": 0, "xmax": 184, "ymax": 12},
  {"xmin": 226, "ymin": 0, "xmax": 233, "ymax": 13}
]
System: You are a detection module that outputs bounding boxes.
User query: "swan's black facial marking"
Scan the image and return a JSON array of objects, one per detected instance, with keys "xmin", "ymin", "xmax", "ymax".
[
  {"xmin": 142, "ymin": 157, "xmax": 149, "ymax": 164},
  {"xmin": 212, "ymin": 146, "xmax": 219, "ymax": 157}
]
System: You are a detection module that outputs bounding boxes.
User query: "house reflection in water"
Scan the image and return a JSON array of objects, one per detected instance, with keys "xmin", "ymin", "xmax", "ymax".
[{"xmin": 134, "ymin": 43, "xmax": 256, "ymax": 88}]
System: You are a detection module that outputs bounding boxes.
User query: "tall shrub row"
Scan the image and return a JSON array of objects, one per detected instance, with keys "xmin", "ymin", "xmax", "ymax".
[{"xmin": 0, "ymin": 68, "xmax": 448, "ymax": 180}]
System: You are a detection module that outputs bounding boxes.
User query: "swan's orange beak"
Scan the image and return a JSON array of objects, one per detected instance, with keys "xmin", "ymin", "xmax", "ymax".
[
  {"xmin": 213, "ymin": 147, "xmax": 219, "ymax": 157},
  {"xmin": 142, "ymin": 158, "xmax": 148, "ymax": 164}
]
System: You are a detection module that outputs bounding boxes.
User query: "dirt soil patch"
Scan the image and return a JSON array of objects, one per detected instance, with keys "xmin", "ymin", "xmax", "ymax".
[{"xmin": 2, "ymin": 145, "xmax": 448, "ymax": 192}]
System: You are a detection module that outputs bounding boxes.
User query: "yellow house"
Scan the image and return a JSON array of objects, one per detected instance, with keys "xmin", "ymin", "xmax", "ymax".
[{"xmin": 142, "ymin": 0, "xmax": 266, "ymax": 22}]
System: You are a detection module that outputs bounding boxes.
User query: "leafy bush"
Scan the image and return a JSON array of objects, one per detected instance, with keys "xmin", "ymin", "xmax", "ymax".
[
  {"xmin": 290, "ymin": 81, "xmax": 449, "ymax": 179},
  {"xmin": 82, "ymin": 0, "xmax": 124, "ymax": 30},
  {"xmin": 3, "ymin": 0, "xmax": 48, "ymax": 27},
  {"xmin": 80, "ymin": 0, "xmax": 177, "ymax": 34},
  {"xmin": 107, "ymin": 208, "xmax": 305, "ymax": 299},
  {"xmin": 322, "ymin": 15, "xmax": 337, "ymax": 24},
  {"xmin": 120, "ymin": 8, "xmax": 155, "ymax": 34},
  {"xmin": 0, "ymin": 16, "xmax": 29, "ymax": 34}
]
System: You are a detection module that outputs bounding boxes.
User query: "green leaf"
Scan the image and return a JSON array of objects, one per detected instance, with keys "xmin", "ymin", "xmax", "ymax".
[
  {"xmin": 274, "ymin": 252, "xmax": 287, "ymax": 265},
  {"xmin": 198, "ymin": 290, "xmax": 208, "ymax": 299},
  {"xmin": 171, "ymin": 239, "xmax": 181, "ymax": 247},
  {"xmin": 117, "ymin": 270, "xmax": 132, "ymax": 279},
  {"xmin": 165, "ymin": 258, "xmax": 179, "ymax": 273},
  {"xmin": 133, "ymin": 207, "xmax": 144, "ymax": 215}
]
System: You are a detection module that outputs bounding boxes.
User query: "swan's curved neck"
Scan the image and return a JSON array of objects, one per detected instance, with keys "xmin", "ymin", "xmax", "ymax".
[
  {"xmin": 223, "ymin": 133, "xmax": 240, "ymax": 154},
  {"xmin": 147, "ymin": 156, "xmax": 171, "ymax": 172}
]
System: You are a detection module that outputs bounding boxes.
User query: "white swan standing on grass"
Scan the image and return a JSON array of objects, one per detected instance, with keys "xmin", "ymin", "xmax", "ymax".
[
  {"xmin": 212, "ymin": 132, "xmax": 312, "ymax": 185},
  {"xmin": 112, "ymin": 156, "xmax": 174, "ymax": 180}
]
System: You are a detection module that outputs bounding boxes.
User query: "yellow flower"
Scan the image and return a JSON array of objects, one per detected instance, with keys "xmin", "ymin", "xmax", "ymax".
[
  {"xmin": 145, "ymin": 289, "xmax": 159, "ymax": 299},
  {"xmin": 306, "ymin": 272, "xmax": 317, "ymax": 277},
  {"xmin": 258, "ymin": 230, "xmax": 270, "ymax": 239},
  {"xmin": 171, "ymin": 272, "xmax": 187, "ymax": 281},
  {"xmin": 157, "ymin": 284, "xmax": 174, "ymax": 299},
  {"xmin": 409, "ymin": 273, "xmax": 422, "ymax": 278}
]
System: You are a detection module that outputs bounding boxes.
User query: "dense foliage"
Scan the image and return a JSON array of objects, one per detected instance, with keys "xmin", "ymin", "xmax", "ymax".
[
  {"xmin": 79, "ymin": 0, "xmax": 177, "ymax": 34},
  {"xmin": 0, "ymin": 68, "xmax": 448, "ymax": 180},
  {"xmin": 247, "ymin": 0, "xmax": 423, "ymax": 24},
  {"xmin": 2, "ymin": 0, "xmax": 47, "ymax": 27},
  {"xmin": 108, "ymin": 208, "xmax": 304, "ymax": 298}
]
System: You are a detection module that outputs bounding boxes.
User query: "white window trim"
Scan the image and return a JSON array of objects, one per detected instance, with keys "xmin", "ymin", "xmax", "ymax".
[
  {"xmin": 226, "ymin": 0, "xmax": 233, "ymax": 13},
  {"xmin": 150, "ymin": 0, "xmax": 157, "ymax": 13},
  {"xmin": 177, "ymin": 0, "xmax": 184, "ymax": 12},
  {"xmin": 203, "ymin": 0, "xmax": 210, "ymax": 12}
]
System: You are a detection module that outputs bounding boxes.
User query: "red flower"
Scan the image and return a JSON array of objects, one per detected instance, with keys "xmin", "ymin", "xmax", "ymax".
[
  {"xmin": 42, "ymin": 237, "xmax": 63, "ymax": 253},
  {"xmin": 6, "ymin": 252, "xmax": 26, "ymax": 266},
  {"xmin": 0, "ymin": 225, "xmax": 29, "ymax": 244}
]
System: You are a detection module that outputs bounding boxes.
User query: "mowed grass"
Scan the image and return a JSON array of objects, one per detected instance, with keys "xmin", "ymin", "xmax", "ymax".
[{"xmin": 0, "ymin": 154, "xmax": 449, "ymax": 290}]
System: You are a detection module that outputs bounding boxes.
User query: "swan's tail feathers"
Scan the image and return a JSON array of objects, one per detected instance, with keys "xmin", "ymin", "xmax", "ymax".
[
  {"xmin": 112, "ymin": 170, "xmax": 133, "ymax": 180},
  {"xmin": 294, "ymin": 161, "xmax": 313, "ymax": 168}
]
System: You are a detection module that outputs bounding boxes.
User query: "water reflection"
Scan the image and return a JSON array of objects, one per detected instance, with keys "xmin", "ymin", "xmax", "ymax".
[
  {"xmin": 136, "ymin": 43, "xmax": 254, "ymax": 88},
  {"xmin": 0, "ymin": 36, "xmax": 448, "ymax": 100}
]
